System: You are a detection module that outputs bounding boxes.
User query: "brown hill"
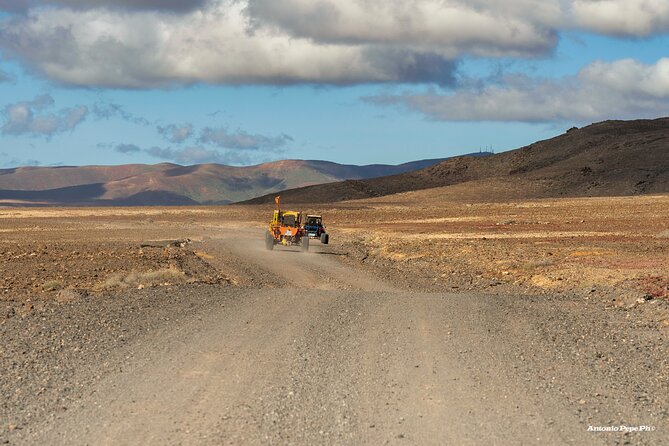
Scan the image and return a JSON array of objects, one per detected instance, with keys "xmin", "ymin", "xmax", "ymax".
[
  {"xmin": 242, "ymin": 118, "xmax": 669, "ymax": 204},
  {"xmin": 0, "ymin": 158, "xmax": 448, "ymax": 206}
]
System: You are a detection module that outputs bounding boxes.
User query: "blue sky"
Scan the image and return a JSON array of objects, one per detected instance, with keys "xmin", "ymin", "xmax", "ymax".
[{"xmin": 1, "ymin": 1, "xmax": 669, "ymax": 167}]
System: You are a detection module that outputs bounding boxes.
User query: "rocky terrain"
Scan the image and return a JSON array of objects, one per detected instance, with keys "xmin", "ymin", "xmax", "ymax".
[
  {"xmin": 1, "ymin": 202, "xmax": 667, "ymax": 445},
  {"xmin": 325, "ymin": 194, "xmax": 669, "ymax": 310},
  {"xmin": 1, "ymin": 192, "xmax": 667, "ymax": 312}
]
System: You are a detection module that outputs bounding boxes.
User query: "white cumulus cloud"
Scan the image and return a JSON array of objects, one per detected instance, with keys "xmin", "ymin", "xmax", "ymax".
[
  {"xmin": 572, "ymin": 0, "xmax": 669, "ymax": 36},
  {"xmin": 198, "ymin": 127, "xmax": 292, "ymax": 151},
  {"xmin": 1, "ymin": 1, "xmax": 669, "ymax": 88},
  {"xmin": 0, "ymin": 0, "xmax": 208, "ymax": 12},
  {"xmin": 144, "ymin": 145, "xmax": 254, "ymax": 164},
  {"xmin": 0, "ymin": 1, "xmax": 461, "ymax": 87},
  {"xmin": 114, "ymin": 143, "xmax": 142, "ymax": 154},
  {"xmin": 1, "ymin": 94, "xmax": 88, "ymax": 137},
  {"xmin": 247, "ymin": 0, "xmax": 561, "ymax": 57},
  {"xmin": 157, "ymin": 123, "xmax": 194, "ymax": 144},
  {"xmin": 0, "ymin": 0, "xmax": 576, "ymax": 88},
  {"xmin": 366, "ymin": 58, "xmax": 669, "ymax": 123}
]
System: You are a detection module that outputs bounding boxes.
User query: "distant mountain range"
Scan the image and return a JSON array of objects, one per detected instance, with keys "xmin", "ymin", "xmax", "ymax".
[
  {"xmin": 4, "ymin": 118, "xmax": 668, "ymax": 207},
  {"xmin": 0, "ymin": 156, "xmax": 486, "ymax": 206},
  {"xmin": 243, "ymin": 118, "xmax": 669, "ymax": 204}
]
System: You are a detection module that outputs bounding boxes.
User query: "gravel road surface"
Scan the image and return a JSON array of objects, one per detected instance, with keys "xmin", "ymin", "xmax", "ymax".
[{"xmin": 2, "ymin": 231, "xmax": 667, "ymax": 445}]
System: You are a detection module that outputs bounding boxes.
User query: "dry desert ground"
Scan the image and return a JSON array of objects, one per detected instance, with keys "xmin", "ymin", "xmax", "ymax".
[{"xmin": 1, "ymin": 194, "xmax": 668, "ymax": 445}]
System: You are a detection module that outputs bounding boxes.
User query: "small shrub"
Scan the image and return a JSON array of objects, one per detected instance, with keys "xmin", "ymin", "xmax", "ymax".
[
  {"xmin": 520, "ymin": 259, "xmax": 555, "ymax": 272},
  {"xmin": 100, "ymin": 267, "xmax": 186, "ymax": 289},
  {"xmin": 42, "ymin": 280, "xmax": 64, "ymax": 292}
]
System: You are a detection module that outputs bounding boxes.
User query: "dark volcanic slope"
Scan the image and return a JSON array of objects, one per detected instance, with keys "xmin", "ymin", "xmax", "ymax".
[{"xmin": 242, "ymin": 118, "xmax": 669, "ymax": 204}]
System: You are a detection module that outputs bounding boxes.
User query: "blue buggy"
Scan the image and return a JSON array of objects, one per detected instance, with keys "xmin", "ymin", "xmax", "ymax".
[{"xmin": 303, "ymin": 214, "xmax": 329, "ymax": 244}]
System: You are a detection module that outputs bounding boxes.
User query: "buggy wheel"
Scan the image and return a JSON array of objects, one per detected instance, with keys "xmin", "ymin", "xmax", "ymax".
[
  {"xmin": 320, "ymin": 233, "xmax": 329, "ymax": 245},
  {"xmin": 301, "ymin": 236, "xmax": 310, "ymax": 252},
  {"xmin": 265, "ymin": 231, "xmax": 274, "ymax": 251}
]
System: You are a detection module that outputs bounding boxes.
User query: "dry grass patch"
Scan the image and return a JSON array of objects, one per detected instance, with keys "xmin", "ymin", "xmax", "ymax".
[
  {"xmin": 520, "ymin": 258, "xmax": 556, "ymax": 271},
  {"xmin": 193, "ymin": 250, "xmax": 215, "ymax": 261},
  {"xmin": 42, "ymin": 280, "xmax": 64, "ymax": 292},
  {"xmin": 99, "ymin": 267, "xmax": 188, "ymax": 290}
]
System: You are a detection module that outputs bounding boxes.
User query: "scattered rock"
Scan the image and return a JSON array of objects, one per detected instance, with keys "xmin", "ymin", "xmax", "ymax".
[{"xmin": 56, "ymin": 289, "xmax": 84, "ymax": 304}]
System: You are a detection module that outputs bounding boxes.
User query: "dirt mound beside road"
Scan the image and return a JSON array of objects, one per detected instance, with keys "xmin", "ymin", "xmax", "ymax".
[
  {"xmin": 0, "ymin": 241, "xmax": 227, "ymax": 302},
  {"xmin": 243, "ymin": 117, "xmax": 669, "ymax": 204}
]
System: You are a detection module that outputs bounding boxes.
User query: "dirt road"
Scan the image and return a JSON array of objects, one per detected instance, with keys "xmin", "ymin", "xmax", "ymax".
[{"xmin": 4, "ymin": 230, "xmax": 668, "ymax": 445}]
